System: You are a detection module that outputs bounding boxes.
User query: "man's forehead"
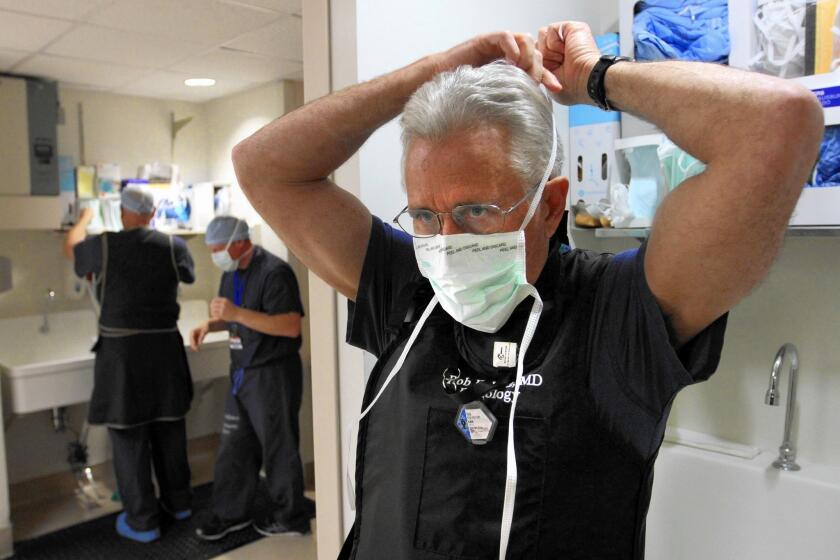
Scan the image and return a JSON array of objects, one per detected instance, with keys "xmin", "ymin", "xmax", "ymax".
[{"xmin": 404, "ymin": 126, "xmax": 523, "ymax": 199}]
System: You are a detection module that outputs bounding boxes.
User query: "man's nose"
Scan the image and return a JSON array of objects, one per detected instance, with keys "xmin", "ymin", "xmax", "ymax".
[{"xmin": 440, "ymin": 214, "xmax": 463, "ymax": 236}]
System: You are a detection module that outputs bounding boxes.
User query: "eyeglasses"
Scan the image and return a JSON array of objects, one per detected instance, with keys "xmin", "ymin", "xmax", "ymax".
[{"xmin": 393, "ymin": 184, "xmax": 540, "ymax": 238}]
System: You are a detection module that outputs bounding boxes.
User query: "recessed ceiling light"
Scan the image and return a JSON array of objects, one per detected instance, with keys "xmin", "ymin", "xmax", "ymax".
[{"xmin": 184, "ymin": 78, "xmax": 216, "ymax": 87}]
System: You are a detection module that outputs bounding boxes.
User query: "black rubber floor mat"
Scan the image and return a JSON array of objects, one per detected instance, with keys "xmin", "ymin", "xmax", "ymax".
[{"xmin": 10, "ymin": 482, "xmax": 279, "ymax": 560}]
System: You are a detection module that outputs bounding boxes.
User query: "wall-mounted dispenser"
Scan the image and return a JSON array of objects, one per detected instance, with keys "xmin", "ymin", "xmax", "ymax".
[{"xmin": 0, "ymin": 74, "xmax": 59, "ymax": 197}]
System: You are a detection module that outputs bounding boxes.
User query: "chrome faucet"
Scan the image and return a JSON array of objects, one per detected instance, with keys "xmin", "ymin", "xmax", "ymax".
[
  {"xmin": 764, "ymin": 343, "xmax": 801, "ymax": 471},
  {"xmin": 39, "ymin": 288, "xmax": 56, "ymax": 334}
]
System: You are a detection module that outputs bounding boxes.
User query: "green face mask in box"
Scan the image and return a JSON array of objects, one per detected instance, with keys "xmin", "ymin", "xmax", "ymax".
[{"xmin": 658, "ymin": 139, "xmax": 706, "ymax": 191}]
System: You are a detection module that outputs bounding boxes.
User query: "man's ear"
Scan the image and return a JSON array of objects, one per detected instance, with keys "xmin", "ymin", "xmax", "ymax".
[{"xmin": 542, "ymin": 176, "xmax": 569, "ymax": 238}]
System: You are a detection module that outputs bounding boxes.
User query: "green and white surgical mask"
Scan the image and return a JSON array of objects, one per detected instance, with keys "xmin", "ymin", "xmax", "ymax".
[{"xmin": 658, "ymin": 138, "xmax": 706, "ymax": 191}]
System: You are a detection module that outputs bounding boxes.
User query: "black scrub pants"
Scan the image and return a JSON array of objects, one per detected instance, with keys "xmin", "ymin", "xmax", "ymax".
[
  {"xmin": 211, "ymin": 355, "xmax": 307, "ymax": 525},
  {"xmin": 108, "ymin": 418, "xmax": 192, "ymax": 531}
]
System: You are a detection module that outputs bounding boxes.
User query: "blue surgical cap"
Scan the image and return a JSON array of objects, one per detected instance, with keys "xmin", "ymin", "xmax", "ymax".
[
  {"xmin": 205, "ymin": 216, "xmax": 250, "ymax": 245},
  {"xmin": 120, "ymin": 184, "xmax": 155, "ymax": 215}
]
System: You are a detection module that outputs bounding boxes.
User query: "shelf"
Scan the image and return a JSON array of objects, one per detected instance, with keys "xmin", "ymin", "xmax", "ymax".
[{"xmin": 582, "ymin": 227, "xmax": 840, "ymax": 239}]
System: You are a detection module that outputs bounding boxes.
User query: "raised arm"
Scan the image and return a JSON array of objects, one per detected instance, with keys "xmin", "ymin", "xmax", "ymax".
[
  {"xmin": 63, "ymin": 208, "xmax": 94, "ymax": 260},
  {"xmin": 540, "ymin": 22, "xmax": 824, "ymax": 344},
  {"xmin": 232, "ymin": 32, "xmax": 561, "ymax": 301}
]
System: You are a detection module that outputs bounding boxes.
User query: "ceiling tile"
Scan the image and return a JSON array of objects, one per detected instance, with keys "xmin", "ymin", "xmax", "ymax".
[
  {"xmin": 15, "ymin": 53, "xmax": 145, "ymax": 89},
  {"xmin": 89, "ymin": 0, "xmax": 281, "ymax": 46},
  {"xmin": 46, "ymin": 24, "xmax": 206, "ymax": 69},
  {"xmin": 170, "ymin": 48, "xmax": 301, "ymax": 82},
  {"xmin": 0, "ymin": 48, "xmax": 30, "ymax": 71},
  {"xmin": 115, "ymin": 70, "xmax": 257, "ymax": 102},
  {"xmin": 0, "ymin": 10, "xmax": 73, "ymax": 51},
  {"xmin": 222, "ymin": 15, "xmax": 301, "ymax": 61},
  {"xmin": 221, "ymin": 0, "xmax": 300, "ymax": 15},
  {"xmin": 0, "ymin": 0, "xmax": 112, "ymax": 21}
]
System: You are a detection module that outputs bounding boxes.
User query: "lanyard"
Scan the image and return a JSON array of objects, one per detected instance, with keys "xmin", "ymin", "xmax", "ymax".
[{"xmin": 232, "ymin": 270, "xmax": 245, "ymax": 307}]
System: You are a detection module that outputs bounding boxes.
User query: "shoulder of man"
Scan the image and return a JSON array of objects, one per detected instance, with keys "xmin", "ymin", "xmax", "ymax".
[
  {"xmin": 253, "ymin": 245, "xmax": 292, "ymax": 274},
  {"xmin": 556, "ymin": 245, "xmax": 617, "ymax": 293}
]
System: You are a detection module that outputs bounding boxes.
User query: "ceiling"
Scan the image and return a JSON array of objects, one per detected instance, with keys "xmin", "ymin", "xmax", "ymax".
[{"xmin": 0, "ymin": 0, "xmax": 303, "ymax": 103}]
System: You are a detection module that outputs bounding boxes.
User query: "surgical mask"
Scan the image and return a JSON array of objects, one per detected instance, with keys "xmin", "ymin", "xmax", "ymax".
[
  {"xmin": 750, "ymin": 0, "xmax": 807, "ymax": 79},
  {"xmin": 347, "ymin": 110, "xmax": 557, "ymax": 560},
  {"xmin": 657, "ymin": 138, "xmax": 706, "ymax": 191},
  {"xmin": 212, "ymin": 248, "xmax": 238, "ymax": 272},
  {"xmin": 211, "ymin": 223, "xmax": 251, "ymax": 272}
]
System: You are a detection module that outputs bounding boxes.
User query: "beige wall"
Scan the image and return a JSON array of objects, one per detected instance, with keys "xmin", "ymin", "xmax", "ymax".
[
  {"xmin": 204, "ymin": 82, "xmax": 285, "ymax": 223},
  {"xmin": 57, "ymin": 87, "xmax": 209, "ymax": 186}
]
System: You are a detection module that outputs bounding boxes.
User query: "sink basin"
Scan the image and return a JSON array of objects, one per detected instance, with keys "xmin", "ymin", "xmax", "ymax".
[{"xmin": 0, "ymin": 300, "xmax": 229, "ymax": 414}]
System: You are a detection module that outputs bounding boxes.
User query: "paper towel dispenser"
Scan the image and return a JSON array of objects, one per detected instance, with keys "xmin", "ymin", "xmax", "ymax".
[{"xmin": 0, "ymin": 74, "xmax": 59, "ymax": 196}]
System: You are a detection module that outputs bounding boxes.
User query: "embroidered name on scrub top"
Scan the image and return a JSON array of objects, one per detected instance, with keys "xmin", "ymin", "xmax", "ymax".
[
  {"xmin": 441, "ymin": 342, "xmax": 519, "ymax": 446},
  {"xmin": 229, "ymin": 270, "xmax": 245, "ymax": 351}
]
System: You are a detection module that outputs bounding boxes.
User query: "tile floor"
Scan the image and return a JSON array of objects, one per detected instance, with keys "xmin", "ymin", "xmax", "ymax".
[{"xmin": 10, "ymin": 435, "xmax": 317, "ymax": 560}]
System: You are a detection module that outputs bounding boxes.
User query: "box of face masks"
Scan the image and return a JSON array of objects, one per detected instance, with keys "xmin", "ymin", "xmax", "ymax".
[
  {"xmin": 730, "ymin": 0, "xmax": 840, "ymax": 78},
  {"xmin": 569, "ymin": 33, "xmax": 621, "ymax": 208},
  {"xmin": 790, "ymin": 73, "xmax": 840, "ymax": 225}
]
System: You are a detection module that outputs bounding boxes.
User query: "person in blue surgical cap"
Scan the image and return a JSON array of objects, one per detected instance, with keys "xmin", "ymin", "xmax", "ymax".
[
  {"xmin": 191, "ymin": 216, "xmax": 313, "ymax": 541},
  {"xmin": 63, "ymin": 184, "xmax": 197, "ymax": 543}
]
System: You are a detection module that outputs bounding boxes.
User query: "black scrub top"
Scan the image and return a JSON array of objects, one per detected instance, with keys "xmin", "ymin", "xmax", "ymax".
[
  {"xmin": 218, "ymin": 245, "xmax": 304, "ymax": 371},
  {"xmin": 75, "ymin": 229, "xmax": 195, "ymax": 283},
  {"xmin": 74, "ymin": 228, "xmax": 196, "ymax": 427},
  {"xmin": 343, "ymin": 216, "xmax": 728, "ymax": 560}
]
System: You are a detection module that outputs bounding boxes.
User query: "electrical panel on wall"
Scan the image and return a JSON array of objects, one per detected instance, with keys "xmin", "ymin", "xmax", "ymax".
[{"xmin": 0, "ymin": 75, "xmax": 59, "ymax": 197}]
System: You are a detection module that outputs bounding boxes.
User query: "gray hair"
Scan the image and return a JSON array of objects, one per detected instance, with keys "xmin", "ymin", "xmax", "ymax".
[{"xmin": 400, "ymin": 61, "xmax": 563, "ymax": 189}]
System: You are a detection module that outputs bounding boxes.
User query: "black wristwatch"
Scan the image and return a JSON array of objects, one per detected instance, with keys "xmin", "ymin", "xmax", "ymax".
[{"xmin": 587, "ymin": 55, "xmax": 633, "ymax": 111}]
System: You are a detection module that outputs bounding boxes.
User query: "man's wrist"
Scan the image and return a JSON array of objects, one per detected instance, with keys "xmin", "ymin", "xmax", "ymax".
[
  {"xmin": 578, "ymin": 56, "xmax": 599, "ymax": 106},
  {"xmin": 586, "ymin": 55, "xmax": 633, "ymax": 111}
]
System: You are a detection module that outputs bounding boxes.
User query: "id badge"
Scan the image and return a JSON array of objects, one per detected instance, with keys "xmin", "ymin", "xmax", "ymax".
[
  {"xmin": 229, "ymin": 336, "xmax": 243, "ymax": 350},
  {"xmin": 454, "ymin": 401, "xmax": 498, "ymax": 445}
]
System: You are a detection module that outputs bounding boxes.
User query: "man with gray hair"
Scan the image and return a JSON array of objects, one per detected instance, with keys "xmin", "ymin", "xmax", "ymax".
[
  {"xmin": 230, "ymin": 21, "xmax": 821, "ymax": 559},
  {"xmin": 64, "ymin": 184, "xmax": 196, "ymax": 543}
]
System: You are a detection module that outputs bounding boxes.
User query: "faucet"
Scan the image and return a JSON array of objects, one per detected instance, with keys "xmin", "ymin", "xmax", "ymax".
[
  {"xmin": 764, "ymin": 343, "xmax": 801, "ymax": 471},
  {"xmin": 39, "ymin": 288, "xmax": 56, "ymax": 334}
]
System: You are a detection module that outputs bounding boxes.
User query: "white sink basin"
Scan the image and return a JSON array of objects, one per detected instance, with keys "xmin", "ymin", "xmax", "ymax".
[
  {"xmin": 647, "ymin": 442, "xmax": 840, "ymax": 560},
  {"xmin": 0, "ymin": 300, "xmax": 229, "ymax": 414}
]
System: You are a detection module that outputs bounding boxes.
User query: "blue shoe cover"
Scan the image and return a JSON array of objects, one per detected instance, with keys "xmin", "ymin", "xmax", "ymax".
[{"xmin": 116, "ymin": 512, "xmax": 161, "ymax": 543}]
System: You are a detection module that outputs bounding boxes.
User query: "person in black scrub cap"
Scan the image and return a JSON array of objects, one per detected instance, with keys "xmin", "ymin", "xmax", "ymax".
[
  {"xmin": 64, "ymin": 184, "xmax": 196, "ymax": 543},
  {"xmin": 191, "ymin": 216, "xmax": 312, "ymax": 540}
]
